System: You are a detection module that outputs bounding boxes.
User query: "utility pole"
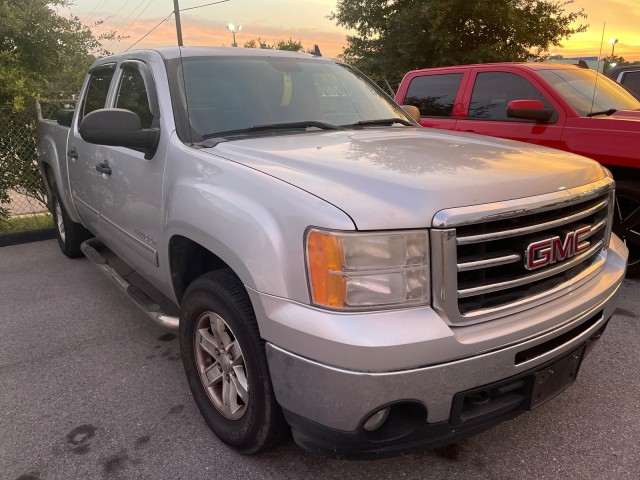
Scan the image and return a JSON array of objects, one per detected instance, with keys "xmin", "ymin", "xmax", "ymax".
[{"xmin": 173, "ymin": 0, "xmax": 183, "ymax": 46}]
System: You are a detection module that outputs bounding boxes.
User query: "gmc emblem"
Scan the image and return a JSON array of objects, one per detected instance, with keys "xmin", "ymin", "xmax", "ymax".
[{"xmin": 525, "ymin": 226, "xmax": 591, "ymax": 270}]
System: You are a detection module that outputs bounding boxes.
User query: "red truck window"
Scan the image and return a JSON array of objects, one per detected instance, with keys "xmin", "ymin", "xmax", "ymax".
[
  {"xmin": 404, "ymin": 74, "xmax": 462, "ymax": 117},
  {"xmin": 537, "ymin": 68, "xmax": 640, "ymax": 116},
  {"xmin": 468, "ymin": 72, "xmax": 554, "ymax": 121}
]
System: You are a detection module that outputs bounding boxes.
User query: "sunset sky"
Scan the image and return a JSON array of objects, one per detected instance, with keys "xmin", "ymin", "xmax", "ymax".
[{"xmin": 66, "ymin": 0, "xmax": 640, "ymax": 61}]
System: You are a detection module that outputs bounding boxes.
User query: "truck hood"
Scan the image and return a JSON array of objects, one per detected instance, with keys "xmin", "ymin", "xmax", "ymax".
[
  {"xmin": 611, "ymin": 109, "xmax": 640, "ymax": 121},
  {"xmin": 203, "ymin": 128, "xmax": 606, "ymax": 230}
]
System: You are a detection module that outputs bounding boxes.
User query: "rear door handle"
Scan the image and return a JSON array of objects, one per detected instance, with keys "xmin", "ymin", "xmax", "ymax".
[
  {"xmin": 95, "ymin": 162, "xmax": 112, "ymax": 175},
  {"xmin": 68, "ymin": 147, "xmax": 78, "ymax": 159}
]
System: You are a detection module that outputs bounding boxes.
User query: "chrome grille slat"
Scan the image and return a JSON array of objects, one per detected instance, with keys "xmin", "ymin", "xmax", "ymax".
[
  {"xmin": 582, "ymin": 218, "xmax": 607, "ymax": 240},
  {"xmin": 456, "ymin": 199, "xmax": 608, "ymax": 245},
  {"xmin": 457, "ymin": 253, "xmax": 521, "ymax": 272},
  {"xmin": 457, "ymin": 241, "xmax": 603, "ymax": 298},
  {"xmin": 430, "ymin": 179, "xmax": 615, "ymax": 326}
]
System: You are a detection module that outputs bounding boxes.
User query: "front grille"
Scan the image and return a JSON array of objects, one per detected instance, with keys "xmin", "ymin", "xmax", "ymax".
[{"xmin": 431, "ymin": 178, "xmax": 614, "ymax": 325}]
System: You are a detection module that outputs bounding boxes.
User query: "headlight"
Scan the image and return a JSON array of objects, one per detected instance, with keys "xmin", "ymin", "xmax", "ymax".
[{"xmin": 305, "ymin": 228, "xmax": 430, "ymax": 310}]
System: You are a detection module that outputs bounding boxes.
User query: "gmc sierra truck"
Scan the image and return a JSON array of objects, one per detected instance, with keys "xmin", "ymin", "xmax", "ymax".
[
  {"xmin": 395, "ymin": 62, "xmax": 640, "ymax": 275},
  {"xmin": 37, "ymin": 47, "xmax": 627, "ymax": 459}
]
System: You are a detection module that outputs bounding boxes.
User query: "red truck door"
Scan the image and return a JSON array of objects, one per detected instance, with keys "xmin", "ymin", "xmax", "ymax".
[
  {"xmin": 395, "ymin": 69, "xmax": 468, "ymax": 130},
  {"xmin": 455, "ymin": 68, "xmax": 566, "ymax": 150}
]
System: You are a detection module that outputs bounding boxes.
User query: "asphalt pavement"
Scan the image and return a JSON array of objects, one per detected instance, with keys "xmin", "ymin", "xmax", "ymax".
[{"xmin": 1, "ymin": 239, "xmax": 639, "ymax": 480}]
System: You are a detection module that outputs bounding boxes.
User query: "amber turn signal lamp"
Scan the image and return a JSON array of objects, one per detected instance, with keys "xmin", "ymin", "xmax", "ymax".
[{"xmin": 306, "ymin": 230, "xmax": 345, "ymax": 308}]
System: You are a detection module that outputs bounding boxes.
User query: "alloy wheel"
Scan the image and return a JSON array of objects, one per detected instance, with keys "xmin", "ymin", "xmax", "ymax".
[{"xmin": 194, "ymin": 311, "xmax": 249, "ymax": 420}]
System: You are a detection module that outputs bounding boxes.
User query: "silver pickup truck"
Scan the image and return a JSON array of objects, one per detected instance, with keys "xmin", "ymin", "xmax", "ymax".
[{"xmin": 37, "ymin": 47, "xmax": 628, "ymax": 459}]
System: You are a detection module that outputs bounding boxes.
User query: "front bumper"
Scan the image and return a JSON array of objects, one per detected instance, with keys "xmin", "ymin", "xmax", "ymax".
[{"xmin": 260, "ymin": 235, "xmax": 626, "ymax": 458}]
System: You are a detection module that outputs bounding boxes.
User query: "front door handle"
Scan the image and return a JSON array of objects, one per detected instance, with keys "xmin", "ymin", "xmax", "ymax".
[
  {"xmin": 68, "ymin": 147, "xmax": 78, "ymax": 159},
  {"xmin": 95, "ymin": 162, "xmax": 112, "ymax": 175}
]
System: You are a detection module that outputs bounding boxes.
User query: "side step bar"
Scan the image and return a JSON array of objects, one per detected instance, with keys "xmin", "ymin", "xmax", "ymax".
[{"xmin": 81, "ymin": 238, "xmax": 179, "ymax": 331}]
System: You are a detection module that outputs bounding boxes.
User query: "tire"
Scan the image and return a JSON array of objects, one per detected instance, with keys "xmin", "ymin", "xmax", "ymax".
[
  {"xmin": 179, "ymin": 269, "xmax": 288, "ymax": 454},
  {"xmin": 50, "ymin": 185, "xmax": 92, "ymax": 258},
  {"xmin": 613, "ymin": 180, "xmax": 640, "ymax": 276}
]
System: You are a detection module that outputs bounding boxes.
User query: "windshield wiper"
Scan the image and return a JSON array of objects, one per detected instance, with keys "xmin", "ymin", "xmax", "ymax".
[
  {"xmin": 202, "ymin": 121, "xmax": 342, "ymax": 139},
  {"xmin": 586, "ymin": 108, "xmax": 617, "ymax": 117},
  {"xmin": 347, "ymin": 118, "xmax": 415, "ymax": 127}
]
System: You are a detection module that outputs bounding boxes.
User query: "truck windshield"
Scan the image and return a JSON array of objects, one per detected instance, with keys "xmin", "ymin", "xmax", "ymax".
[
  {"xmin": 174, "ymin": 56, "xmax": 411, "ymax": 140},
  {"xmin": 538, "ymin": 68, "xmax": 640, "ymax": 116}
]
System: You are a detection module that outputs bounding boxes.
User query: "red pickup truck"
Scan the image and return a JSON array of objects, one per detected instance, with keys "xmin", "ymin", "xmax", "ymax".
[{"xmin": 395, "ymin": 63, "xmax": 640, "ymax": 274}]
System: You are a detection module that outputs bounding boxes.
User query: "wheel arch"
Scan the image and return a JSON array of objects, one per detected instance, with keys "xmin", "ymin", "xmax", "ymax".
[
  {"xmin": 169, "ymin": 234, "xmax": 239, "ymax": 305},
  {"xmin": 605, "ymin": 165, "xmax": 640, "ymax": 184}
]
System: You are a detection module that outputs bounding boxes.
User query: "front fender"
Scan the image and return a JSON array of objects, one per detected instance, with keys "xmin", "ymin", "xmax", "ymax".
[{"xmin": 163, "ymin": 145, "xmax": 355, "ymax": 304}]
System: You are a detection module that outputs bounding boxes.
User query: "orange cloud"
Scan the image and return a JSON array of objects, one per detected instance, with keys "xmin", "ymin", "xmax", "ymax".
[
  {"xmin": 100, "ymin": 0, "xmax": 639, "ymax": 62},
  {"xmin": 554, "ymin": 0, "xmax": 640, "ymax": 61},
  {"xmin": 108, "ymin": 13, "xmax": 348, "ymax": 59}
]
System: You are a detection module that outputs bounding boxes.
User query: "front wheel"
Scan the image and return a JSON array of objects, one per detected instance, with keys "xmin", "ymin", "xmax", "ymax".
[
  {"xmin": 613, "ymin": 181, "xmax": 640, "ymax": 276},
  {"xmin": 179, "ymin": 269, "xmax": 287, "ymax": 454}
]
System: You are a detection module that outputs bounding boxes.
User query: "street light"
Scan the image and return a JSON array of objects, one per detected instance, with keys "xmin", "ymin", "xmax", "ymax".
[
  {"xmin": 609, "ymin": 38, "xmax": 619, "ymax": 57},
  {"xmin": 227, "ymin": 23, "xmax": 242, "ymax": 47}
]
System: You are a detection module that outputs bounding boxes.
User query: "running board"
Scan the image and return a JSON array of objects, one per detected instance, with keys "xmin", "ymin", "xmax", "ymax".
[{"xmin": 80, "ymin": 238, "xmax": 179, "ymax": 330}]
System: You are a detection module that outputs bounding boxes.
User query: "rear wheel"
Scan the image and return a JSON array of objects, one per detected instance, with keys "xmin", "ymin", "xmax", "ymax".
[
  {"xmin": 50, "ymin": 186, "xmax": 92, "ymax": 258},
  {"xmin": 179, "ymin": 269, "xmax": 287, "ymax": 454},
  {"xmin": 613, "ymin": 181, "xmax": 640, "ymax": 276}
]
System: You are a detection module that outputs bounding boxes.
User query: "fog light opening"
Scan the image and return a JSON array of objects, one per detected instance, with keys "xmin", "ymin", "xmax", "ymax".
[{"xmin": 363, "ymin": 407, "xmax": 390, "ymax": 432}]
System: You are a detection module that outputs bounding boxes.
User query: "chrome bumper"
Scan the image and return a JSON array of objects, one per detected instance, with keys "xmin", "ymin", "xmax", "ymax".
[{"xmin": 264, "ymin": 235, "xmax": 627, "ymax": 432}]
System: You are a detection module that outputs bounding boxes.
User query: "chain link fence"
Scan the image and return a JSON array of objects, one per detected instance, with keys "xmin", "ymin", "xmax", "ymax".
[{"xmin": 0, "ymin": 100, "xmax": 73, "ymax": 243}]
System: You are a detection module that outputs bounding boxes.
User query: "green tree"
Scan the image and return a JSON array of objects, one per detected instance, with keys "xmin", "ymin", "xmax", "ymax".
[
  {"xmin": 275, "ymin": 38, "xmax": 304, "ymax": 52},
  {"xmin": 602, "ymin": 55, "xmax": 629, "ymax": 74},
  {"xmin": 243, "ymin": 37, "xmax": 274, "ymax": 49},
  {"xmin": 243, "ymin": 39, "xmax": 258, "ymax": 48},
  {"xmin": 0, "ymin": 1, "xmax": 116, "ymax": 220},
  {"xmin": 243, "ymin": 37, "xmax": 304, "ymax": 52},
  {"xmin": 331, "ymin": 0, "xmax": 587, "ymax": 81}
]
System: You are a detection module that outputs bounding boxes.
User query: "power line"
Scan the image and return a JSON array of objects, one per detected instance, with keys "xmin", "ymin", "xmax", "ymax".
[
  {"xmin": 118, "ymin": 0, "xmax": 156, "ymax": 38},
  {"xmin": 105, "ymin": 0, "xmax": 156, "ymax": 51},
  {"xmin": 114, "ymin": 0, "xmax": 234, "ymax": 52},
  {"xmin": 112, "ymin": 0, "xmax": 149, "ymax": 33},
  {"xmin": 93, "ymin": 1, "xmax": 131, "ymax": 35},
  {"xmin": 180, "ymin": 0, "xmax": 230, "ymax": 12},
  {"xmin": 103, "ymin": 0, "xmax": 149, "ymax": 50},
  {"xmin": 125, "ymin": 12, "xmax": 174, "ymax": 52},
  {"xmin": 83, "ymin": 0, "xmax": 109, "ymax": 25}
]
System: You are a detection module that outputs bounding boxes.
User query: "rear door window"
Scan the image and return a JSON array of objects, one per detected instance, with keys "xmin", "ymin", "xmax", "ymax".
[
  {"xmin": 468, "ymin": 72, "xmax": 555, "ymax": 121},
  {"xmin": 404, "ymin": 74, "xmax": 463, "ymax": 117}
]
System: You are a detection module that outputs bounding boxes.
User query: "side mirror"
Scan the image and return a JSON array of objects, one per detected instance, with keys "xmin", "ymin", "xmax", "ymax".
[
  {"xmin": 56, "ymin": 109, "xmax": 75, "ymax": 127},
  {"xmin": 79, "ymin": 108, "xmax": 160, "ymax": 159},
  {"xmin": 401, "ymin": 105, "xmax": 421, "ymax": 123},
  {"xmin": 506, "ymin": 100, "xmax": 554, "ymax": 123}
]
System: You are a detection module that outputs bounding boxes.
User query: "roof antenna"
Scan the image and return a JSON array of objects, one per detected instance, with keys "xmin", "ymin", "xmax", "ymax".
[
  {"xmin": 590, "ymin": 23, "xmax": 606, "ymax": 116},
  {"xmin": 577, "ymin": 59, "xmax": 589, "ymax": 69},
  {"xmin": 311, "ymin": 44, "xmax": 322, "ymax": 57}
]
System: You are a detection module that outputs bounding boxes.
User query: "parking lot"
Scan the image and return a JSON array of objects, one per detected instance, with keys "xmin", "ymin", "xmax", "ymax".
[{"xmin": 1, "ymin": 239, "xmax": 639, "ymax": 480}]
